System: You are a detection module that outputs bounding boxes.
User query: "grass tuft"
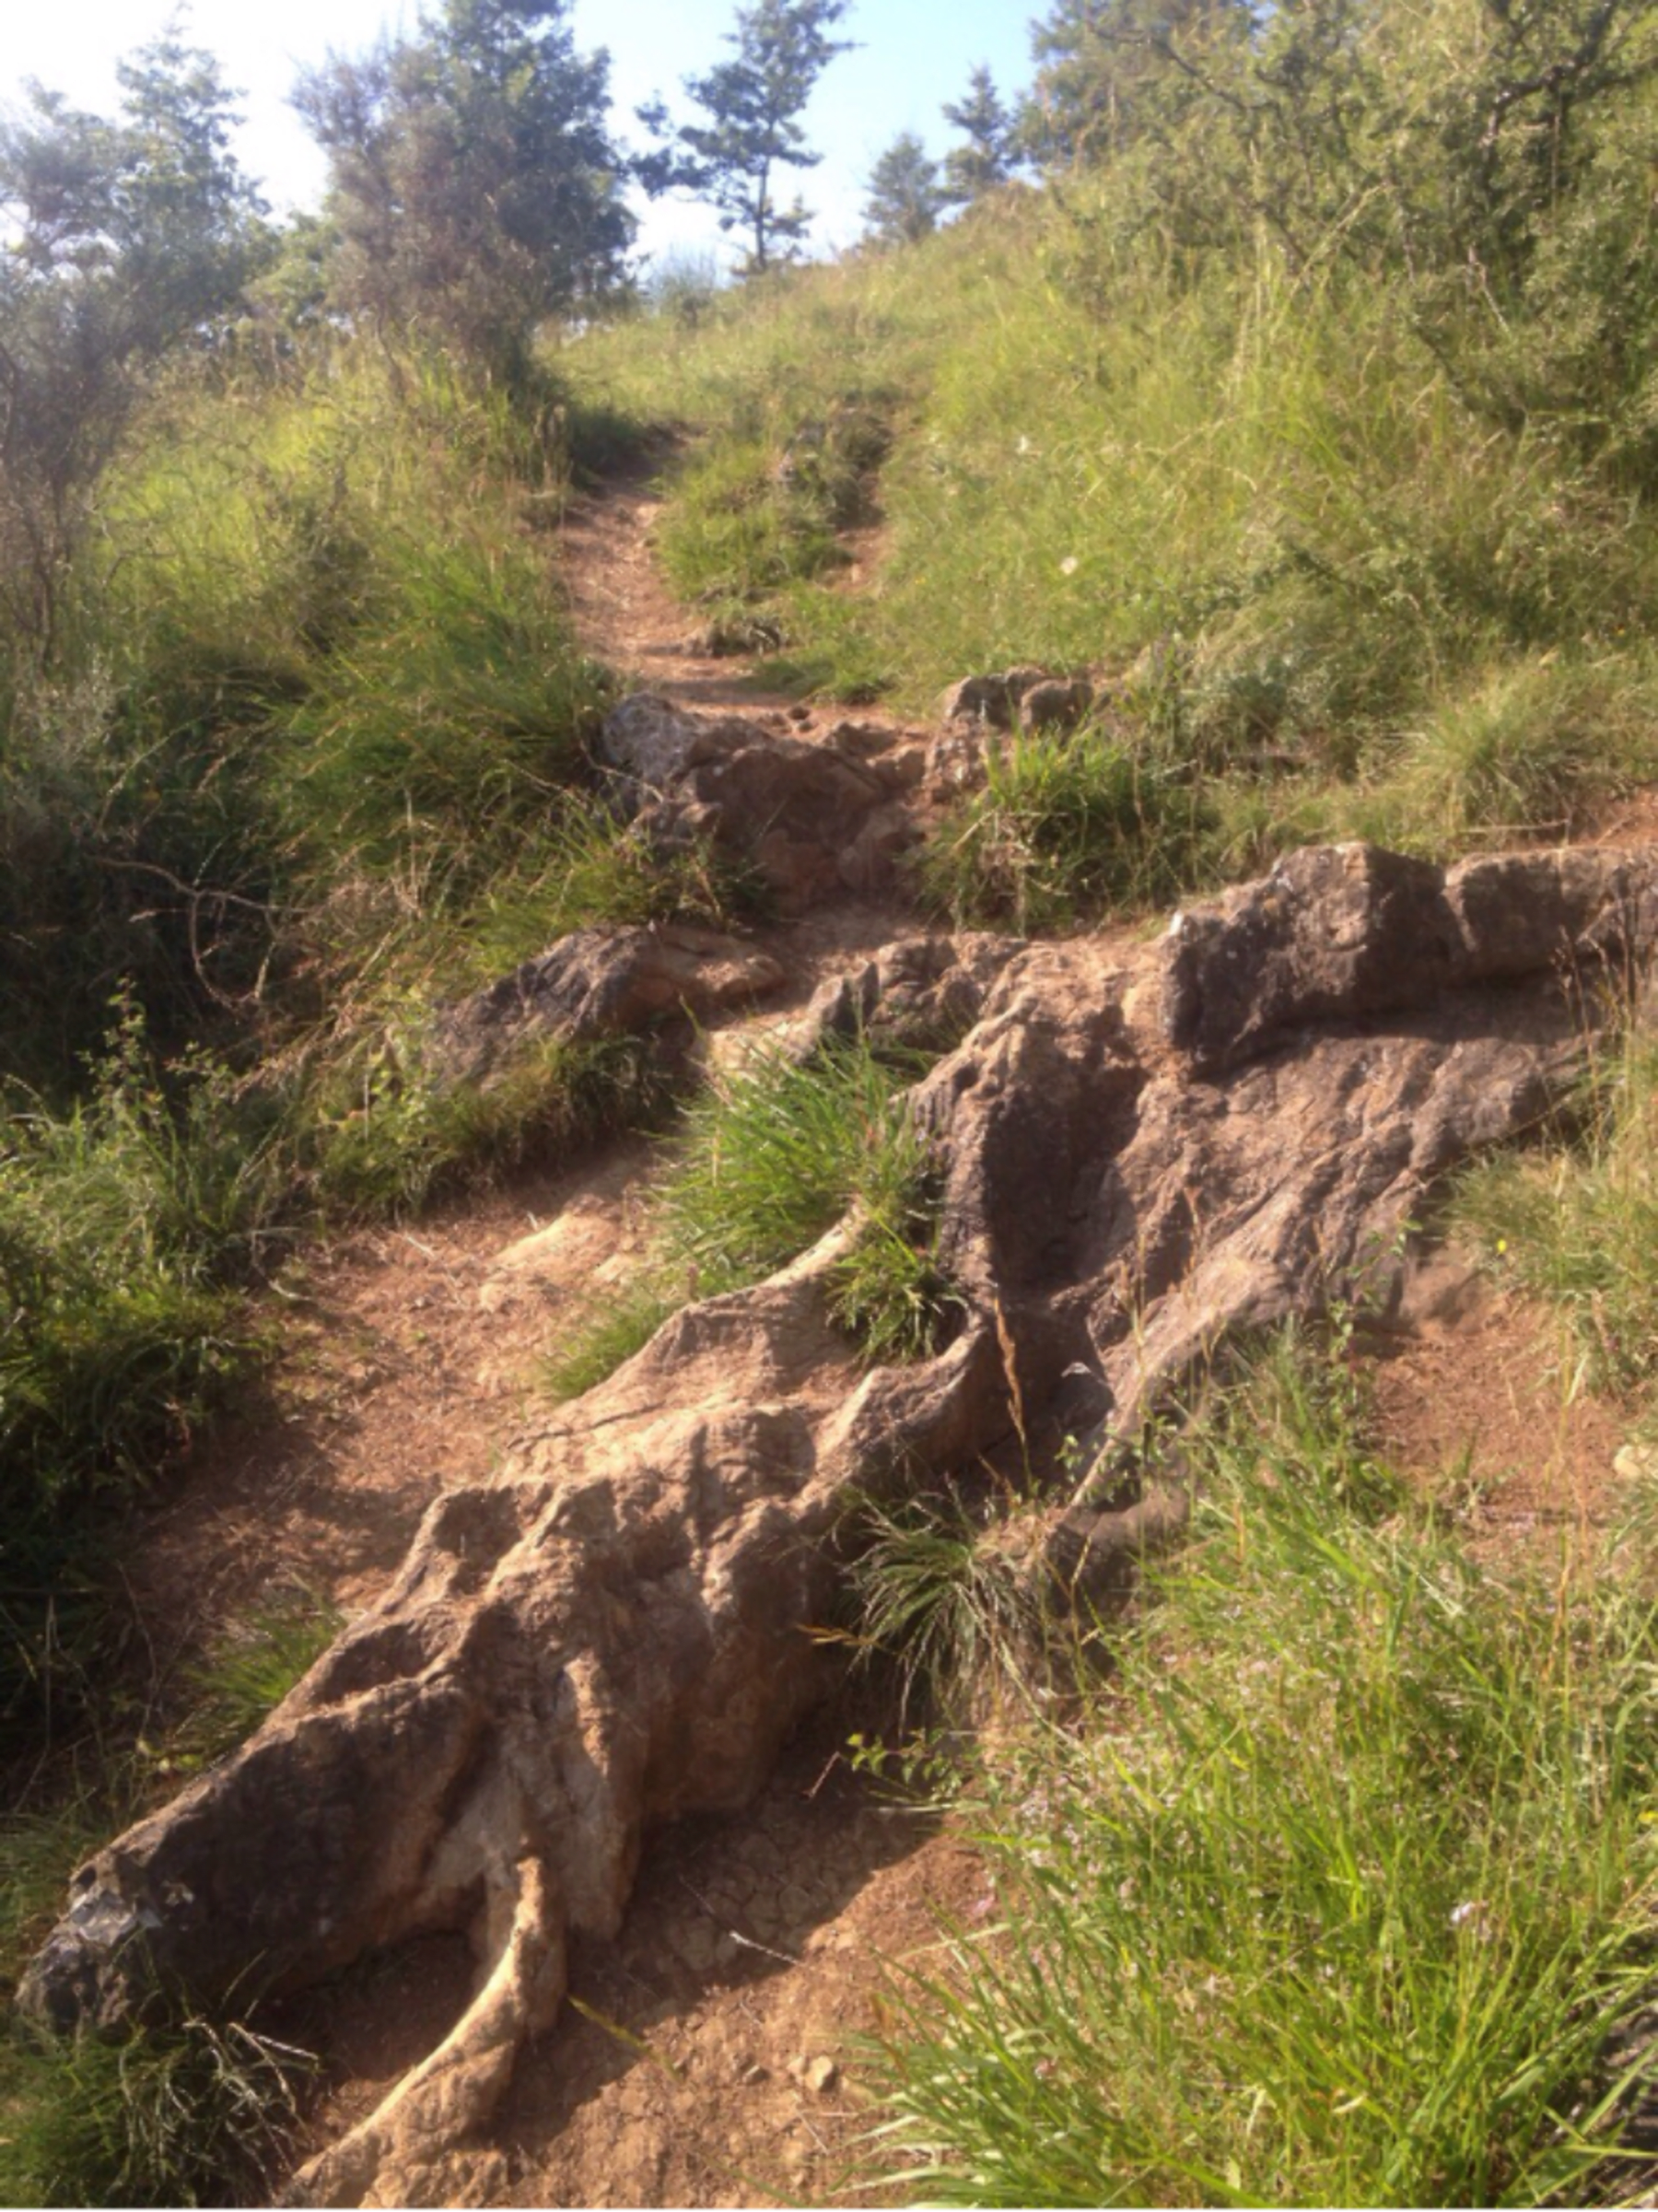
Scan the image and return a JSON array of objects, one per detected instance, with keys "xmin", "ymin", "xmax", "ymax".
[
  {"xmin": 917, "ymin": 730, "xmax": 1217, "ymax": 933},
  {"xmin": 543, "ymin": 1037, "xmax": 959, "ymax": 1399},
  {"xmin": 845, "ymin": 1485, "xmax": 1045, "ymax": 1732},
  {"xmin": 174, "ymin": 1590, "xmax": 343, "ymax": 1769},
  {"xmin": 1455, "ymin": 1032, "xmax": 1658, "ymax": 1399},
  {"xmin": 0, "ymin": 2015, "xmax": 311, "ymax": 2208}
]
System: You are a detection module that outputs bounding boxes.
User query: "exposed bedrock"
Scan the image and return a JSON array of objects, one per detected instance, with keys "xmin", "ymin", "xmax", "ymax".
[
  {"xmin": 434, "ymin": 920, "xmax": 788, "ymax": 1083},
  {"xmin": 20, "ymin": 841, "xmax": 1658, "ymax": 2206},
  {"xmin": 597, "ymin": 692, "xmax": 927, "ymax": 906}
]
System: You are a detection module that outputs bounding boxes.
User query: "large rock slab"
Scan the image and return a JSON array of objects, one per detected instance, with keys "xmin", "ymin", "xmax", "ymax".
[
  {"xmin": 22, "ymin": 841, "xmax": 1658, "ymax": 2205},
  {"xmin": 1163, "ymin": 841, "xmax": 1658, "ymax": 1072}
]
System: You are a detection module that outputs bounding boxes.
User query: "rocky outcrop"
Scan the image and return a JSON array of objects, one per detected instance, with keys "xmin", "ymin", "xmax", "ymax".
[
  {"xmin": 792, "ymin": 932, "xmax": 1024, "ymax": 1058},
  {"xmin": 22, "ymin": 841, "xmax": 1658, "ymax": 2206},
  {"xmin": 936, "ymin": 665, "xmax": 1096, "ymax": 733},
  {"xmin": 436, "ymin": 923, "xmax": 786, "ymax": 1083},
  {"xmin": 1162, "ymin": 842, "xmax": 1657, "ymax": 1074},
  {"xmin": 595, "ymin": 694, "xmax": 923, "ymax": 907}
]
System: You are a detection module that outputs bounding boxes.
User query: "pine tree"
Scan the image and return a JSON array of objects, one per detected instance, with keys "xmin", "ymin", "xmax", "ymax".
[
  {"xmin": 940, "ymin": 64, "xmax": 1018, "ymax": 206},
  {"xmin": 862, "ymin": 133, "xmax": 945, "ymax": 247},
  {"xmin": 642, "ymin": 0, "xmax": 854, "ymax": 277}
]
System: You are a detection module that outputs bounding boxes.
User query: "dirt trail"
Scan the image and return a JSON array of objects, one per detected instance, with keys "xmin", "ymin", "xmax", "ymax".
[
  {"xmin": 120, "ymin": 459, "xmax": 1652, "ymax": 2209},
  {"xmin": 557, "ymin": 454, "xmax": 763, "ymax": 709},
  {"xmin": 128, "ymin": 459, "xmax": 975, "ymax": 2206}
]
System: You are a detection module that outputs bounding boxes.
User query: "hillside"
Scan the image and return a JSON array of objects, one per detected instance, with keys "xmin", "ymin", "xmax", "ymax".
[{"xmin": 9, "ymin": 0, "xmax": 1658, "ymax": 2200}]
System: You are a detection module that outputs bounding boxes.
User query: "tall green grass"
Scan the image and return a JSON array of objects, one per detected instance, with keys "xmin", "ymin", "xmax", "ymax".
[
  {"xmin": 544, "ymin": 1038, "xmax": 957, "ymax": 1397},
  {"xmin": 1455, "ymin": 1034, "xmax": 1658, "ymax": 1399},
  {"xmin": 0, "ymin": 2015, "xmax": 310, "ymax": 2209},
  {"xmin": 0, "ymin": 343, "xmax": 722, "ymax": 1750},
  {"xmin": 561, "ymin": 181, "xmax": 1658, "ymax": 875},
  {"xmin": 918, "ymin": 728, "xmax": 1217, "ymax": 932},
  {"xmin": 864, "ymin": 1333, "xmax": 1658, "ymax": 2206}
]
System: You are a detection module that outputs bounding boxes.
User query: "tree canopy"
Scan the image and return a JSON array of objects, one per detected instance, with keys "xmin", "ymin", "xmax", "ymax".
[
  {"xmin": 862, "ymin": 133, "xmax": 945, "ymax": 246},
  {"xmin": 940, "ymin": 65, "xmax": 1020, "ymax": 205},
  {"xmin": 0, "ymin": 30, "xmax": 270, "ymax": 656},
  {"xmin": 293, "ymin": 0, "xmax": 633, "ymax": 380}
]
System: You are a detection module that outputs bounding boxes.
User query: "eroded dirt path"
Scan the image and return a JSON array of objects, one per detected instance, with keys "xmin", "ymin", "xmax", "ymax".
[
  {"xmin": 129, "ymin": 460, "xmax": 975, "ymax": 2206},
  {"xmin": 119, "ymin": 459, "xmax": 1658, "ymax": 2211},
  {"xmin": 557, "ymin": 452, "xmax": 764, "ymax": 709}
]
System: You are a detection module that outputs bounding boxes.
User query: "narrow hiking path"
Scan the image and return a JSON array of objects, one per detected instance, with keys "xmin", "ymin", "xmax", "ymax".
[
  {"xmin": 127, "ymin": 454, "xmax": 978, "ymax": 2207},
  {"xmin": 115, "ymin": 453, "xmax": 1658, "ymax": 2208},
  {"xmin": 138, "ymin": 453, "xmax": 920, "ymax": 1650}
]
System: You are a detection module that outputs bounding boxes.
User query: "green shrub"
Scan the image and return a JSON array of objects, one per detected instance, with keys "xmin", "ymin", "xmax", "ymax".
[
  {"xmin": 0, "ymin": 1008, "xmax": 276, "ymax": 1741},
  {"xmin": 865, "ymin": 1331, "xmax": 1658, "ymax": 2206}
]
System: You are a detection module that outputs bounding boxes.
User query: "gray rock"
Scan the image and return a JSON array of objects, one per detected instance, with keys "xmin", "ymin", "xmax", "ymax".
[
  {"xmin": 1019, "ymin": 677, "xmax": 1094, "ymax": 733},
  {"xmin": 436, "ymin": 923, "xmax": 787, "ymax": 1083},
  {"xmin": 936, "ymin": 665, "xmax": 1052, "ymax": 729},
  {"xmin": 794, "ymin": 934, "xmax": 1023, "ymax": 1059},
  {"xmin": 596, "ymin": 693, "xmax": 914, "ymax": 911}
]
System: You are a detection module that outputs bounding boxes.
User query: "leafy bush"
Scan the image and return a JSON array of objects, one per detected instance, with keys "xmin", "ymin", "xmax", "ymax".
[{"xmin": 0, "ymin": 1008, "xmax": 278, "ymax": 1742}]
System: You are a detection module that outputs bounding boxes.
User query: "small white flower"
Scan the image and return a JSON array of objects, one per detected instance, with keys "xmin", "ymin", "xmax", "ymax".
[{"xmin": 1059, "ymin": 555, "xmax": 1080, "ymax": 576}]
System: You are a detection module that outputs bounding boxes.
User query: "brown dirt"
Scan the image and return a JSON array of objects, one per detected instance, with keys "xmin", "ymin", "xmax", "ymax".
[
  {"xmin": 493, "ymin": 1719, "xmax": 982, "ymax": 2211},
  {"xmin": 555, "ymin": 451, "xmax": 912, "ymax": 741},
  {"xmin": 1366, "ymin": 1263, "xmax": 1633, "ymax": 1561},
  {"xmin": 111, "ymin": 457, "xmax": 1658, "ymax": 2208}
]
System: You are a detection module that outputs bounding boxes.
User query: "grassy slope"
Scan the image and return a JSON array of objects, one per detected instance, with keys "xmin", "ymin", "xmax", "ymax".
[{"xmin": 560, "ymin": 188, "xmax": 1658, "ymax": 907}]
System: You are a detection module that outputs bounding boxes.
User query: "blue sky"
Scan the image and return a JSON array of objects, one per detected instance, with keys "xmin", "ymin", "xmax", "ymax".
[{"xmin": 3, "ymin": 0, "xmax": 1041, "ymax": 269}]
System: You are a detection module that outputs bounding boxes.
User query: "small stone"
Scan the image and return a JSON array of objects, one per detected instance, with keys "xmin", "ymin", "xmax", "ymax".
[
  {"xmin": 671, "ymin": 1918, "xmax": 718, "ymax": 1974},
  {"xmin": 778, "ymin": 1881, "xmax": 816, "ymax": 1927},
  {"xmin": 1615, "ymin": 1443, "xmax": 1658, "ymax": 1481},
  {"xmin": 804, "ymin": 2054, "xmax": 838, "ymax": 2095}
]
